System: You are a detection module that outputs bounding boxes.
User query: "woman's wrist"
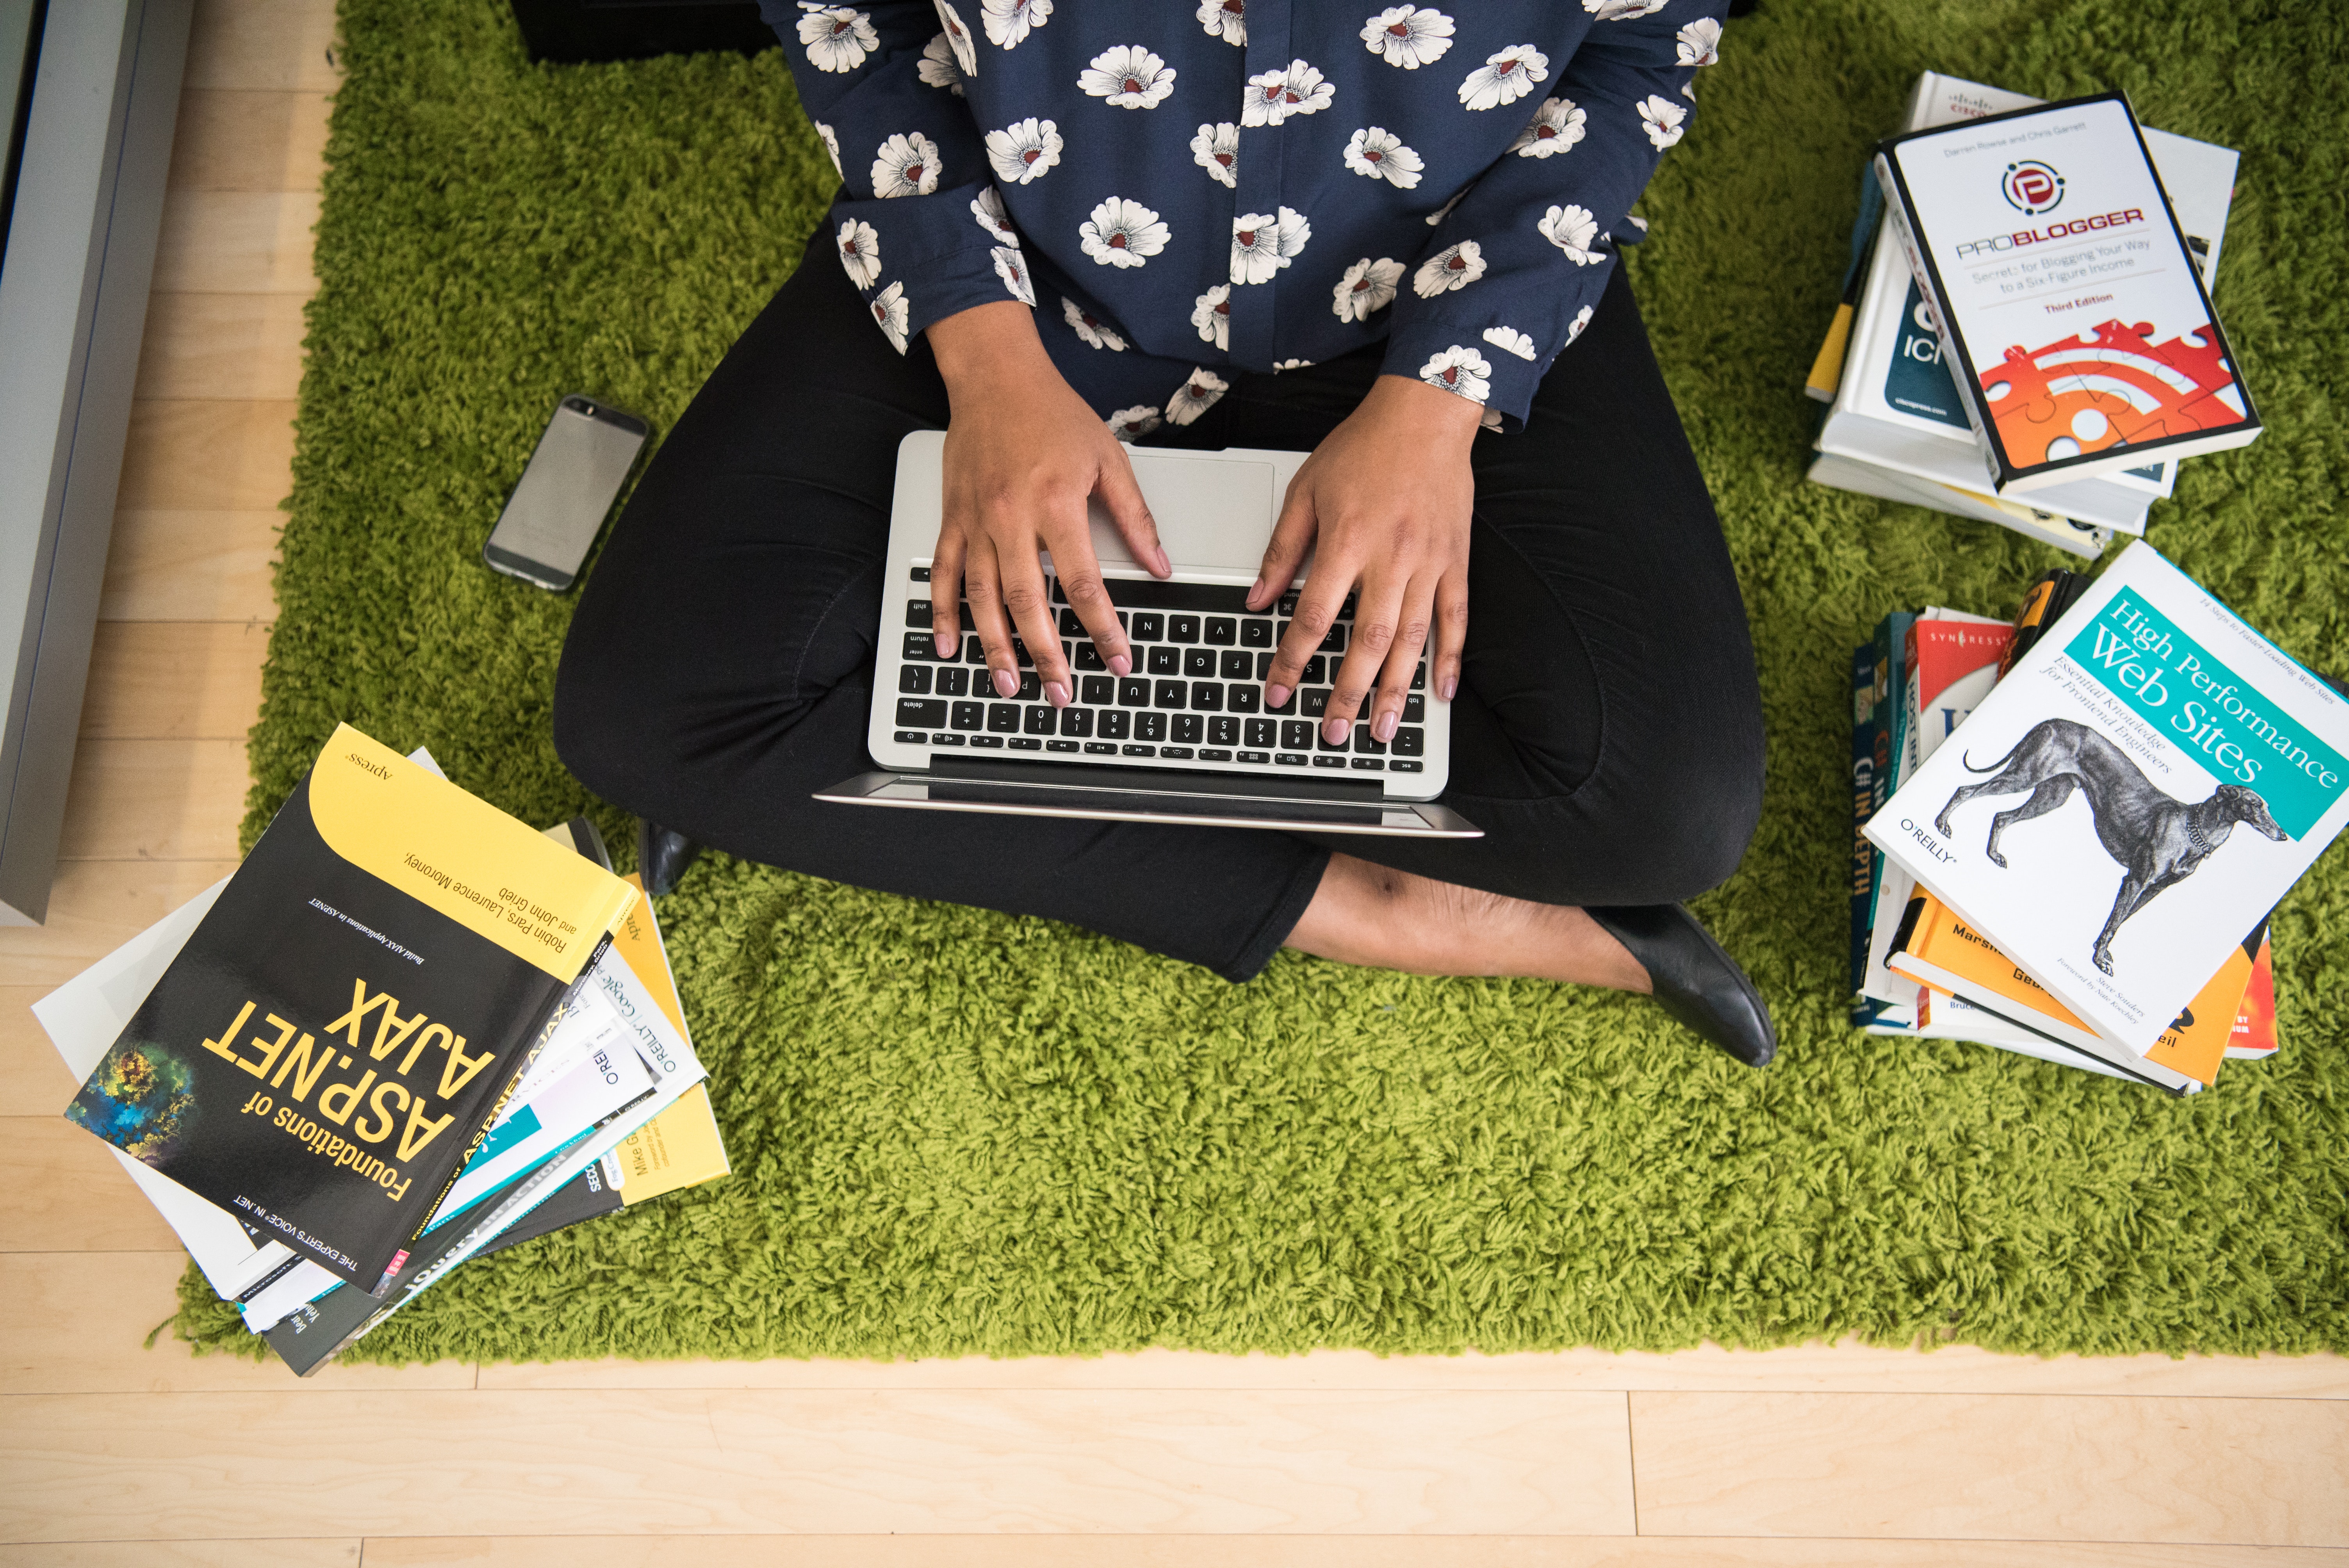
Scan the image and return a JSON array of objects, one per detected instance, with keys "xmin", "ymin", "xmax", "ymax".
[
  {"xmin": 927, "ymin": 300, "xmax": 1052, "ymax": 394},
  {"xmin": 1363, "ymin": 372, "xmax": 1486, "ymax": 448}
]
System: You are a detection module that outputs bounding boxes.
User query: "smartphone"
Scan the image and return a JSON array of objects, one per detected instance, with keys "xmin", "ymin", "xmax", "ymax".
[{"xmin": 482, "ymin": 396, "xmax": 650, "ymax": 590}]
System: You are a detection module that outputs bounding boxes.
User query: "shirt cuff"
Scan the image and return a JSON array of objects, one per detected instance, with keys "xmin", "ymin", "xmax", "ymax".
[
  {"xmin": 829, "ymin": 180, "xmax": 1037, "ymax": 354},
  {"xmin": 1378, "ymin": 320, "xmax": 1543, "ymax": 434}
]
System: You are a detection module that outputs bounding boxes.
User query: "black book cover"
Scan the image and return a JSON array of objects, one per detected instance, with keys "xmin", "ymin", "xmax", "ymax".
[{"xmin": 64, "ymin": 725, "xmax": 636, "ymax": 1294}]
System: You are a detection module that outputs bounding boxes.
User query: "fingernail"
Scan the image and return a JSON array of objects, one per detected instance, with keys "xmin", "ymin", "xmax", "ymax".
[
  {"xmin": 994, "ymin": 668, "xmax": 1018, "ymax": 697},
  {"xmin": 1267, "ymin": 684, "xmax": 1290, "ymax": 706},
  {"xmin": 1109, "ymin": 652, "xmax": 1132, "ymax": 677},
  {"xmin": 1247, "ymin": 576, "xmax": 1264, "ymax": 606},
  {"xmin": 1440, "ymin": 674, "xmax": 1458, "ymax": 701},
  {"xmin": 1374, "ymin": 712, "xmax": 1397, "ymax": 742},
  {"xmin": 935, "ymin": 632, "xmax": 956, "ymax": 657},
  {"xmin": 1153, "ymin": 546, "xmax": 1172, "ymax": 575},
  {"xmin": 1046, "ymin": 681, "xmax": 1070, "ymax": 707},
  {"xmin": 1324, "ymin": 718, "xmax": 1347, "ymax": 744}
]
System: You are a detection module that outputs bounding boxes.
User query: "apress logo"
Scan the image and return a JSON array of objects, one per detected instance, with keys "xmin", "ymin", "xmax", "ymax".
[{"xmin": 2002, "ymin": 160, "xmax": 2064, "ymax": 216}]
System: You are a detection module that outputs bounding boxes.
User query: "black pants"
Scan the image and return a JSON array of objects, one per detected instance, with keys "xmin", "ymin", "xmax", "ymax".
[{"xmin": 556, "ymin": 232, "xmax": 1766, "ymax": 983}]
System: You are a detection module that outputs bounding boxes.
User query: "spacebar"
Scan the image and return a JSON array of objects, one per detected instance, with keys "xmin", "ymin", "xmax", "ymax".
[{"xmin": 1054, "ymin": 579, "xmax": 1255, "ymax": 612}]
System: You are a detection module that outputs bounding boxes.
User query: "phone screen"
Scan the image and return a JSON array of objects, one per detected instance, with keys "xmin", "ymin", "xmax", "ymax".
[{"xmin": 483, "ymin": 397, "xmax": 649, "ymax": 590}]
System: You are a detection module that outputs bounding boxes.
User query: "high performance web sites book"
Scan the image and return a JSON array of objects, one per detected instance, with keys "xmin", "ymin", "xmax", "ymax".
[
  {"xmin": 61, "ymin": 725, "xmax": 638, "ymax": 1293},
  {"xmin": 1875, "ymin": 93, "xmax": 2260, "ymax": 496},
  {"xmin": 1867, "ymin": 542, "xmax": 2348, "ymax": 1057}
]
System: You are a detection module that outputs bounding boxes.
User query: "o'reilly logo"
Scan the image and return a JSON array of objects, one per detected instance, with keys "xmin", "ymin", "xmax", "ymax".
[{"xmin": 2002, "ymin": 159, "xmax": 2064, "ymax": 216}]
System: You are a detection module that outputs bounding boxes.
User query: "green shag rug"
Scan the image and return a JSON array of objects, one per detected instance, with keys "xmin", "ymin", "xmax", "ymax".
[{"xmin": 177, "ymin": 0, "xmax": 2348, "ymax": 1363}]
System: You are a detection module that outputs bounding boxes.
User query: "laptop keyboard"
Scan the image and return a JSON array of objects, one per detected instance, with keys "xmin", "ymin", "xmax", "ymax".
[{"xmin": 887, "ymin": 568, "xmax": 1426, "ymax": 774}]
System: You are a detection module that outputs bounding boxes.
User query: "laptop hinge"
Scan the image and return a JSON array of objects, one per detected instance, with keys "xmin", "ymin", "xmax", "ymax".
[{"xmin": 929, "ymin": 754, "xmax": 1387, "ymax": 804}]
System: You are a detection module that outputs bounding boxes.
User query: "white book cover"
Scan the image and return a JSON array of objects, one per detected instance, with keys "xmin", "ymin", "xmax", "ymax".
[
  {"xmin": 1868, "ymin": 542, "xmax": 2349, "ymax": 1055},
  {"xmin": 1875, "ymin": 94, "xmax": 2260, "ymax": 494}
]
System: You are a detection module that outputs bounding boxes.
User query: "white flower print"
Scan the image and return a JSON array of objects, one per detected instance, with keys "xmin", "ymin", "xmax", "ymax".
[
  {"xmin": 1242, "ymin": 59, "xmax": 1334, "ymax": 126},
  {"xmin": 918, "ymin": 34, "xmax": 965, "ymax": 94},
  {"xmin": 1626, "ymin": 213, "xmax": 1649, "ymax": 233},
  {"xmin": 836, "ymin": 219, "xmax": 881, "ymax": 289},
  {"xmin": 1332, "ymin": 256, "xmax": 1404, "ymax": 321},
  {"xmin": 1165, "ymin": 369, "xmax": 1229, "ymax": 426},
  {"xmin": 1343, "ymin": 127, "xmax": 1423, "ymax": 189},
  {"xmin": 1360, "ymin": 5, "xmax": 1453, "ymax": 68},
  {"xmin": 1080, "ymin": 45, "xmax": 1176, "ymax": 109},
  {"xmin": 1676, "ymin": 16, "xmax": 1721, "ymax": 68},
  {"xmin": 1412, "ymin": 239, "xmax": 1485, "ymax": 297},
  {"xmin": 1230, "ymin": 207, "xmax": 1310, "ymax": 285},
  {"xmin": 1538, "ymin": 203, "xmax": 1600, "ymax": 264},
  {"xmin": 870, "ymin": 281, "xmax": 910, "ymax": 353},
  {"xmin": 991, "ymin": 247, "xmax": 1036, "ymax": 306},
  {"xmin": 1063, "ymin": 297, "xmax": 1128, "ymax": 351},
  {"xmin": 1682, "ymin": 78, "xmax": 1697, "ymax": 102},
  {"xmin": 1424, "ymin": 189, "xmax": 1466, "ymax": 227},
  {"xmin": 1586, "ymin": 0, "xmax": 1666, "ymax": 17},
  {"xmin": 1459, "ymin": 44, "xmax": 1548, "ymax": 110},
  {"xmin": 971, "ymin": 187, "xmax": 1018, "ymax": 244},
  {"xmin": 1192, "ymin": 283, "xmax": 1232, "ymax": 349},
  {"xmin": 1567, "ymin": 303, "xmax": 1594, "ymax": 344},
  {"xmin": 1638, "ymin": 94, "xmax": 1688, "ymax": 148},
  {"xmin": 1274, "ymin": 358, "xmax": 1314, "ymax": 371},
  {"xmin": 985, "ymin": 117, "xmax": 1062, "ymax": 185},
  {"xmin": 1081, "ymin": 196, "xmax": 1169, "ymax": 268},
  {"xmin": 1511, "ymin": 96, "xmax": 1586, "ymax": 158},
  {"xmin": 1191, "ymin": 122, "xmax": 1239, "ymax": 187},
  {"xmin": 980, "ymin": 0, "xmax": 1050, "ymax": 50},
  {"xmin": 1482, "ymin": 326, "xmax": 1536, "ymax": 360},
  {"xmin": 1419, "ymin": 345, "xmax": 1493, "ymax": 403},
  {"xmin": 813, "ymin": 121, "xmax": 843, "ymax": 176},
  {"xmin": 1197, "ymin": 0, "xmax": 1246, "ymax": 46},
  {"xmin": 934, "ymin": 0, "xmax": 978, "ymax": 73},
  {"xmin": 870, "ymin": 132, "xmax": 941, "ymax": 198},
  {"xmin": 797, "ymin": 5, "xmax": 877, "ymax": 73},
  {"xmin": 1107, "ymin": 405, "xmax": 1162, "ymax": 442}
]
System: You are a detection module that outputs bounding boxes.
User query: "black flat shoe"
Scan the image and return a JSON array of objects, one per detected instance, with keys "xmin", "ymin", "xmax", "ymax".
[
  {"xmin": 636, "ymin": 818, "xmax": 704, "ymax": 897},
  {"xmin": 1585, "ymin": 903, "xmax": 1777, "ymax": 1068}
]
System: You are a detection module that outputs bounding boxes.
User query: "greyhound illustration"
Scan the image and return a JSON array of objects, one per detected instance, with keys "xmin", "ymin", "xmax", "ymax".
[{"xmin": 1935, "ymin": 718, "xmax": 2288, "ymax": 975}]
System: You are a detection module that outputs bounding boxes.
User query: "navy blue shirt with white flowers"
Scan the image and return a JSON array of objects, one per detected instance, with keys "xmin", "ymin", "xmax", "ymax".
[{"xmin": 758, "ymin": 0, "xmax": 1727, "ymax": 434}]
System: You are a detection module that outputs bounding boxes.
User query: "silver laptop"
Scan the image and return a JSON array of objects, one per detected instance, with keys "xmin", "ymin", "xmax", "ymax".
[{"xmin": 816, "ymin": 430, "xmax": 1479, "ymax": 837}]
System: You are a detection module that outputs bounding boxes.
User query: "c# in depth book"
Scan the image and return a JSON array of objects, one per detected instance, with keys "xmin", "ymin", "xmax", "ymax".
[{"xmin": 62, "ymin": 724, "xmax": 638, "ymax": 1294}]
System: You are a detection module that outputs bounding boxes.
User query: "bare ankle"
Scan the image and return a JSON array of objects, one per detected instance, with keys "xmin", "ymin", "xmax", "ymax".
[{"xmin": 1285, "ymin": 854, "xmax": 1650, "ymax": 992}]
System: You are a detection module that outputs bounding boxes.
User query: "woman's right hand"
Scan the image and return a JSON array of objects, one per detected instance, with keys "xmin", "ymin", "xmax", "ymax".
[{"xmin": 926, "ymin": 301, "xmax": 1170, "ymax": 707}]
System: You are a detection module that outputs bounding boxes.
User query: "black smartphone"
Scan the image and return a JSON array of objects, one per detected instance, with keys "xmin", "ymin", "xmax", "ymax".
[{"xmin": 482, "ymin": 396, "xmax": 650, "ymax": 590}]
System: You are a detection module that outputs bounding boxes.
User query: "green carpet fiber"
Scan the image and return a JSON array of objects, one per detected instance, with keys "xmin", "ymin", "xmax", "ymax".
[{"xmin": 175, "ymin": 0, "xmax": 2347, "ymax": 1361}]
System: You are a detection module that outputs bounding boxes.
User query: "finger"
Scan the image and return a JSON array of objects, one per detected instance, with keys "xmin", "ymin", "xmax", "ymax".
[
  {"xmin": 1094, "ymin": 445, "xmax": 1171, "ymax": 580},
  {"xmin": 1431, "ymin": 561, "xmax": 1469, "ymax": 704},
  {"xmin": 1266, "ymin": 562, "xmax": 1351, "ymax": 711},
  {"xmin": 961, "ymin": 537, "xmax": 1024, "ymax": 700},
  {"xmin": 1367, "ymin": 580, "xmax": 1435, "ymax": 744},
  {"xmin": 991, "ymin": 528, "xmax": 1072, "ymax": 707},
  {"xmin": 1323, "ymin": 575, "xmax": 1403, "ymax": 743},
  {"xmin": 929, "ymin": 522, "xmax": 967, "ymax": 659},
  {"xmin": 1249, "ymin": 474, "xmax": 1318, "ymax": 613},
  {"xmin": 1052, "ymin": 548, "xmax": 1134, "ymax": 679}
]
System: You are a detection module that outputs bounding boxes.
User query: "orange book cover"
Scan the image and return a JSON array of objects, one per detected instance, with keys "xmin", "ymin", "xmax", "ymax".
[{"xmin": 2227, "ymin": 937, "xmax": 2277, "ymax": 1057}]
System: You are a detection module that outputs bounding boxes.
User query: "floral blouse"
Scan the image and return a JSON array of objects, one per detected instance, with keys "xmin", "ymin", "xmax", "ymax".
[{"xmin": 759, "ymin": 0, "xmax": 1727, "ymax": 434}]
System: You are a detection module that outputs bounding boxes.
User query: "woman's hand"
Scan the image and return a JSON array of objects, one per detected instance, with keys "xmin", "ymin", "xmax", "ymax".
[
  {"xmin": 1249, "ymin": 374, "xmax": 1478, "ymax": 745},
  {"xmin": 927, "ymin": 301, "xmax": 1169, "ymax": 707}
]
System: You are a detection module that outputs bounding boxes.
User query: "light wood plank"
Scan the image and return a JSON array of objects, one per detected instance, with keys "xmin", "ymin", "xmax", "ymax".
[
  {"xmin": 151, "ymin": 192, "xmax": 321, "ymax": 294},
  {"xmin": 134, "ymin": 293, "xmax": 308, "ymax": 401},
  {"xmin": 0, "ymin": 1119, "xmax": 181, "ymax": 1252},
  {"xmin": 101, "ymin": 511, "xmax": 282, "ymax": 624},
  {"xmin": 168, "ymin": 89, "xmax": 333, "ymax": 193},
  {"xmin": 0, "ymin": 1546, "xmax": 358, "ymax": 1568},
  {"xmin": 478, "ymin": 1343, "xmax": 2349, "ymax": 1401},
  {"xmin": 182, "ymin": 0, "xmax": 341, "ymax": 93},
  {"xmin": 80, "ymin": 624, "xmax": 270, "ymax": 742},
  {"xmin": 0, "ymin": 1389, "xmax": 1636, "ymax": 1540},
  {"xmin": 0, "ymin": 861, "xmax": 239, "ymax": 990},
  {"xmin": 2, "ymin": 989, "xmax": 82, "ymax": 1107},
  {"xmin": 1631, "ymin": 1392, "xmax": 2349, "ymax": 1547},
  {"xmin": 58, "ymin": 739, "xmax": 250, "ymax": 862},
  {"xmin": 116, "ymin": 401, "xmax": 297, "ymax": 513},
  {"xmin": 357, "ymin": 1539, "xmax": 2349, "ymax": 1567},
  {"xmin": 1, "ymin": 1253, "xmax": 477, "ymax": 1394}
]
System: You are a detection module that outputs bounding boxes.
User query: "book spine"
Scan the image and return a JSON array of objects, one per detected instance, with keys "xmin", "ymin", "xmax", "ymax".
[
  {"xmin": 1848, "ymin": 644, "xmax": 1881, "ymax": 1024},
  {"xmin": 1873, "ymin": 153, "xmax": 2005, "ymax": 487}
]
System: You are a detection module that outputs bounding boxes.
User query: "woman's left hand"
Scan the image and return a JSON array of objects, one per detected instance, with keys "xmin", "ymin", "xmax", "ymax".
[{"xmin": 1249, "ymin": 374, "xmax": 1480, "ymax": 746}]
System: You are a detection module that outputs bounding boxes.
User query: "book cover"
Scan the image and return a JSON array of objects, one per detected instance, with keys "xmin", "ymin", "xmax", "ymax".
[
  {"xmin": 2226, "ymin": 937, "xmax": 2276, "ymax": 1058},
  {"xmin": 1849, "ymin": 644, "xmax": 1883, "ymax": 1026},
  {"xmin": 1875, "ymin": 94, "xmax": 2261, "ymax": 494},
  {"xmin": 1868, "ymin": 542, "xmax": 2349, "ymax": 1055},
  {"xmin": 62, "ymin": 725, "xmax": 638, "ymax": 1293}
]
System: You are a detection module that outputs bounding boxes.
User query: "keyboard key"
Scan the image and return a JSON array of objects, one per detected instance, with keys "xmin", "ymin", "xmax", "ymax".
[
  {"xmin": 1047, "ymin": 739, "xmax": 1080, "ymax": 752},
  {"xmin": 1392, "ymin": 726, "xmax": 1424, "ymax": 756},
  {"xmin": 1023, "ymin": 705, "xmax": 1056, "ymax": 735},
  {"xmin": 1130, "ymin": 612, "xmax": 1164, "ymax": 641},
  {"xmin": 1257, "ymin": 652, "xmax": 1277, "ymax": 681},
  {"xmin": 1275, "ymin": 753, "xmax": 1307, "ymax": 766},
  {"xmin": 1084, "ymin": 741, "xmax": 1117, "ymax": 755},
  {"xmin": 1301, "ymin": 689, "xmax": 1329, "ymax": 717},
  {"xmin": 1411, "ymin": 661, "xmax": 1425, "ymax": 691},
  {"xmin": 1317, "ymin": 725, "xmax": 1349, "ymax": 752},
  {"xmin": 1147, "ymin": 645, "xmax": 1181, "ymax": 676},
  {"xmin": 1354, "ymin": 725, "xmax": 1387, "ymax": 755},
  {"xmin": 893, "ymin": 730, "xmax": 927, "ymax": 744},
  {"xmin": 1184, "ymin": 648, "xmax": 1217, "ymax": 678},
  {"xmin": 896, "ymin": 698, "xmax": 948, "ymax": 728},
  {"xmin": 1390, "ymin": 758, "xmax": 1424, "ymax": 772},
  {"xmin": 1208, "ymin": 716, "xmax": 1239, "ymax": 746},
  {"xmin": 986, "ymin": 703, "xmax": 1021, "ymax": 733},
  {"xmin": 898, "ymin": 665, "xmax": 933, "ymax": 694},
  {"xmin": 931, "ymin": 732, "xmax": 963, "ymax": 745},
  {"xmin": 1403, "ymin": 693, "xmax": 1424, "ymax": 723},
  {"xmin": 1009, "ymin": 737, "xmax": 1042, "ymax": 750},
  {"xmin": 1351, "ymin": 758, "xmax": 1384, "ymax": 771},
  {"xmin": 1237, "ymin": 750, "xmax": 1270, "ymax": 763},
  {"xmin": 906, "ymin": 600, "xmax": 933, "ymax": 627},
  {"xmin": 1124, "ymin": 744, "xmax": 1157, "ymax": 757},
  {"xmin": 902, "ymin": 632, "xmax": 941, "ymax": 662},
  {"xmin": 1135, "ymin": 712, "xmax": 1167, "ymax": 742},
  {"xmin": 1168, "ymin": 615, "xmax": 1201, "ymax": 643},
  {"xmin": 1244, "ymin": 718, "xmax": 1276, "ymax": 748},
  {"xmin": 1205, "ymin": 617, "xmax": 1236, "ymax": 645},
  {"xmin": 1278, "ymin": 590, "xmax": 1301, "ymax": 615},
  {"xmin": 965, "ymin": 640, "xmax": 987, "ymax": 665},
  {"xmin": 1081, "ymin": 675, "xmax": 1115, "ymax": 705},
  {"xmin": 1160, "ymin": 746, "xmax": 1195, "ymax": 760},
  {"xmin": 1172, "ymin": 715, "xmax": 1203, "ymax": 745},
  {"xmin": 1199, "ymin": 748, "xmax": 1233, "ymax": 761},
  {"xmin": 911, "ymin": 566, "xmax": 930, "ymax": 582},
  {"xmin": 1240, "ymin": 618, "xmax": 1273, "ymax": 648},
  {"xmin": 1313, "ymin": 755, "xmax": 1348, "ymax": 769},
  {"xmin": 1281, "ymin": 720, "xmax": 1314, "ymax": 750},
  {"xmin": 1098, "ymin": 710, "xmax": 1131, "ymax": 739},
  {"xmin": 1057, "ymin": 609, "xmax": 1086, "ymax": 637},
  {"xmin": 970, "ymin": 734, "xmax": 1005, "ymax": 748},
  {"xmin": 951, "ymin": 701, "xmax": 984, "ymax": 731},
  {"xmin": 1059, "ymin": 707, "xmax": 1093, "ymax": 737},
  {"xmin": 1016, "ymin": 671, "xmax": 1042, "ymax": 702},
  {"xmin": 1153, "ymin": 680, "xmax": 1186, "ymax": 709},
  {"xmin": 1075, "ymin": 641, "xmax": 1106, "ymax": 672},
  {"xmin": 1265, "ymin": 686, "xmax": 1296, "ymax": 715},
  {"xmin": 937, "ymin": 666, "xmax": 970, "ymax": 697},
  {"xmin": 1319, "ymin": 624, "xmax": 1347, "ymax": 654},
  {"xmin": 1118, "ymin": 677, "xmax": 1150, "ymax": 706},
  {"xmin": 1190, "ymin": 682, "xmax": 1222, "ymax": 711},
  {"xmin": 1226, "ymin": 684, "xmax": 1260, "ymax": 713},
  {"xmin": 1214, "ymin": 650, "xmax": 1248, "ymax": 681},
  {"xmin": 1012, "ymin": 639, "xmax": 1035, "ymax": 668}
]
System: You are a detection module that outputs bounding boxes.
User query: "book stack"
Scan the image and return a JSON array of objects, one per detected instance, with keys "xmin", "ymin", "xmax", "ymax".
[
  {"xmin": 39, "ymin": 726, "xmax": 729, "ymax": 1375},
  {"xmin": 1851, "ymin": 545, "xmax": 2349, "ymax": 1091},
  {"xmin": 1806, "ymin": 75, "xmax": 2250, "ymax": 555}
]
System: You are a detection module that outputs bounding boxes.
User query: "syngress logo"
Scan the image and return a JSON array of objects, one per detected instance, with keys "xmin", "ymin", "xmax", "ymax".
[{"xmin": 2001, "ymin": 160, "xmax": 2065, "ymax": 216}]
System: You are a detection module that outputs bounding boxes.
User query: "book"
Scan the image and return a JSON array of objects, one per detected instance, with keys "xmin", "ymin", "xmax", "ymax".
[
  {"xmin": 1913, "ymin": 985, "xmax": 2139, "ymax": 1082},
  {"xmin": 1867, "ymin": 542, "xmax": 2349, "ymax": 1056},
  {"xmin": 1848, "ymin": 644, "xmax": 1882, "ymax": 1025},
  {"xmin": 1998, "ymin": 567, "xmax": 2090, "ymax": 679},
  {"xmin": 2226, "ymin": 937, "xmax": 2276, "ymax": 1058},
  {"xmin": 1874, "ymin": 93, "xmax": 2262, "ymax": 495},
  {"xmin": 61, "ymin": 724, "xmax": 638, "ymax": 1293},
  {"xmin": 1852, "ymin": 611, "xmax": 1915, "ymax": 1028}
]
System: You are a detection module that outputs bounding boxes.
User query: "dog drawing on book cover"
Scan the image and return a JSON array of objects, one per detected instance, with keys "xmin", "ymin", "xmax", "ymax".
[{"xmin": 1934, "ymin": 718, "xmax": 2288, "ymax": 976}]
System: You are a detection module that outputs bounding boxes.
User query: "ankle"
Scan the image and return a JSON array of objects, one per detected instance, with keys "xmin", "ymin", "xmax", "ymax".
[{"xmin": 1286, "ymin": 855, "xmax": 1650, "ymax": 992}]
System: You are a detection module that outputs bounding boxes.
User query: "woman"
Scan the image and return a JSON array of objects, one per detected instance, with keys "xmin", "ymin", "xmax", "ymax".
[{"xmin": 556, "ymin": 0, "xmax": 1775, "ymax": 1064}]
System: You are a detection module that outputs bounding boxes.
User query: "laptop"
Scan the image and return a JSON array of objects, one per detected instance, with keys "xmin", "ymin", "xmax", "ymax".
[{"xmin": 815, "ymin": 430, "xmax": 1480, "ymax": 837}]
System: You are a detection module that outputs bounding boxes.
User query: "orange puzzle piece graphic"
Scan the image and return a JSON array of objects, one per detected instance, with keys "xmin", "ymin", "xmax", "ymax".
[{"xmin": 1978, "ymin": 319, "xmax": 2242, "ymax": 467}]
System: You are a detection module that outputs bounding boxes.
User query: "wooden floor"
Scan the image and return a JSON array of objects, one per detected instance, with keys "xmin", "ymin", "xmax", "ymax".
[{"xmin": 3, "ymin": 2, "xmax": 2345, "ymax": 1561}]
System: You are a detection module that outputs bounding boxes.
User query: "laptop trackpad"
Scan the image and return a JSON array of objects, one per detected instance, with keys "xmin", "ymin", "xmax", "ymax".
[{"xmin": 1082, "ymin": 454, "xmax": 1276, "ymax": 568}]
